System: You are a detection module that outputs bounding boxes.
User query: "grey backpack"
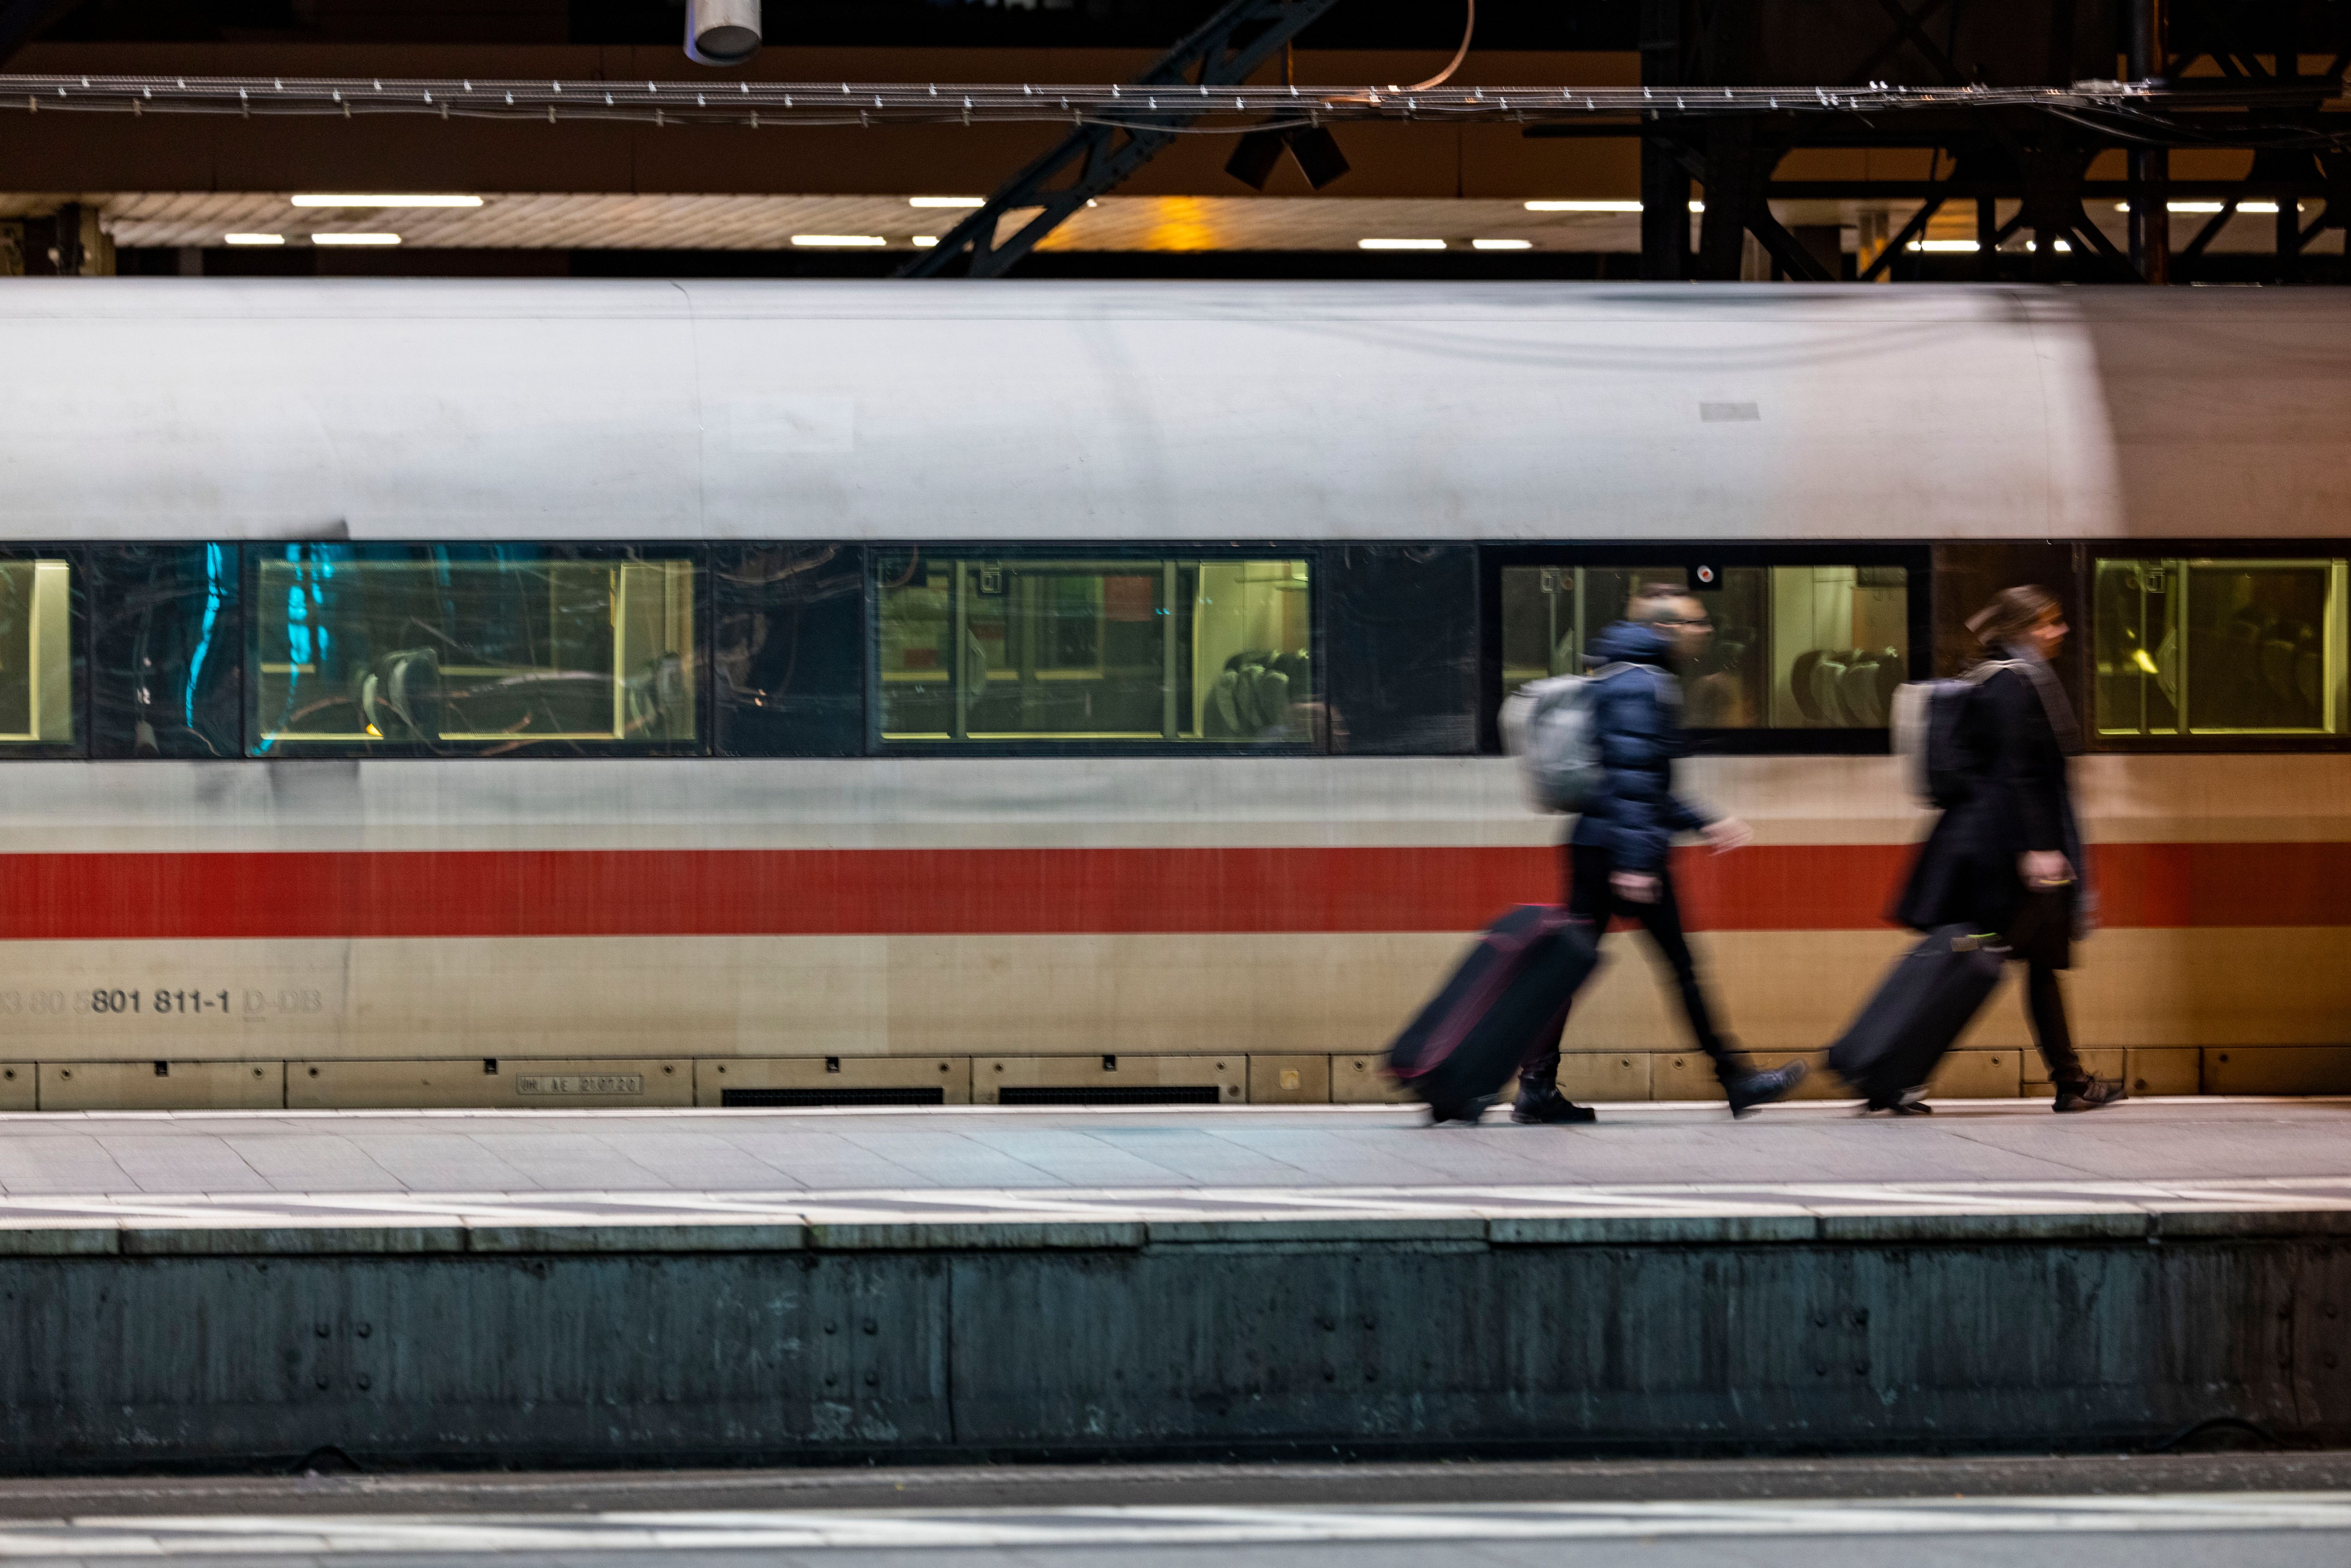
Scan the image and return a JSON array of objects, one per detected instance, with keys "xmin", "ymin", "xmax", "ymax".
[
  {"xmin": 1890, "ymin": 660, "xmax": 2015, "ymax": 809},
  {"xmin": 1499, "ymin": 664, "xmax": 1630, "ymax": 814}
]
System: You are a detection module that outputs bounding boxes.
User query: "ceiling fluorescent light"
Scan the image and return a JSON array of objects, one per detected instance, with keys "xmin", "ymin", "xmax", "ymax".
[
  {"xmin": 1359, "ymin": 238, "xmax": 1446, "ymax": 250},
  {"xmin": 312, "ymin": 233, "xmax": 401, "ymax": 246},
  {"xmin": 292, "ymin": 195, "xmax": 482, "ymax": 208},
  {"xmin": 792, "ymin": 234, "xmax": 888, "ymax": 247},
  {"xmin": 1906, "ymin": 239, "xmax": 1981, "ymax": 252},
  {"xmin": 911, "ymin": 236, "xmax": 940, "ymax": 247},
  {"xmin": 1523, "ymin": 199, "xmax": 1641, "ymax": 213},
  {"xmin": 909, "ymin": 196, "xmax": 985, "ymax": 208},
  {"xmin": 223, "ymin": 233, "xmax": 284, "ymax": 246},
  {"xmin": 2113, "ymin": 200, "xmax": 2295, "ymax": 214},
  {"xmin": 1471, "ymin": 238, "xmax": 1532, "ymax": 250}
]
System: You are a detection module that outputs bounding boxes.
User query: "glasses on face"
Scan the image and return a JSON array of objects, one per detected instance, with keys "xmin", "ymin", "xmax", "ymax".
[{"xmin": 1653, "ymin": 616, "xmax": 1714, "ymax": 630}]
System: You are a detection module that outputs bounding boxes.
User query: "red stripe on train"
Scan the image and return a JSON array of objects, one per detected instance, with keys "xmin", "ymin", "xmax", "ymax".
[{"xmin": 3, "ymin": 844, "xmax": 2342, "ymax": 939}]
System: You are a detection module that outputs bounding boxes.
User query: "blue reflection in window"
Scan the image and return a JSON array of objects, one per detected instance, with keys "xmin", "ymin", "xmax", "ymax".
[
  {"xmin": 183, "ymin": 543, "xmax": 226, "ymax": 731},
  {"xmin": 284, "ymin": 581, "xmax": 311, "ymax": 666},
  {"xmin": 255, "ymin": 544, "xmax": 338, "ymax": 755}
]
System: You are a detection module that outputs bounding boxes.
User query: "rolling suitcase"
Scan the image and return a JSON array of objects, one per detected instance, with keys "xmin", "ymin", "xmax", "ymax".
[
  {"xmin": 1386, "ymin": 905, "xmax": 1601, "ymax": 1123},
  {"xmin": 1826, "ymin": 923, "xmax": 2006, "ymax": 1107}
]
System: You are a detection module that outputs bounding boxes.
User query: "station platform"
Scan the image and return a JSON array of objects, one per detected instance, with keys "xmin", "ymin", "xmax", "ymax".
[
  {"xmin": 0, "ymin": 1098, "xmax": 2344, "ymax": 1472},
  {"xmin": 0, "ymin": 1096, "xmax": 2344, "ymax": 1233}
]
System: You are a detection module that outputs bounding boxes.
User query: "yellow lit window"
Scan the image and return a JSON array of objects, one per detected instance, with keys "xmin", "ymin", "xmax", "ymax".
[{"xmin": 2095, "ymin": 558, "xmax": 2347, "ymax": 737}]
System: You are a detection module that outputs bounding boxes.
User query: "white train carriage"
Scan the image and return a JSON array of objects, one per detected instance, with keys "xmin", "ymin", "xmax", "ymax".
[{"xmin": 0, "ymin": 279, "xmax": 2341, "ymax": 1109}]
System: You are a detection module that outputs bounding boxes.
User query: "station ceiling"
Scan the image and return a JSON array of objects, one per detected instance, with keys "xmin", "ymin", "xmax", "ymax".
[
  {"xmin": 14, "ymin": 189, "xmax": 2320, "ymax": 261},
  {"xmin": 13, "ymin": 191, "xmax": 1639, "ymax": 253},
  {"xmin": 0, "ymin": 4, "xmax": 2338, "ymax": 277}
]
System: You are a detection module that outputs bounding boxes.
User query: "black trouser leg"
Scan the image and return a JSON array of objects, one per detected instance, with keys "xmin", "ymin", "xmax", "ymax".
[
  {"xmin": 2024, "ymin": 961, "xmax": 2086, "ymax": 1090},
  {"xmin": 1518, "ymin": 843, "xmax": 1611, "ymax": 1098},
  {"xmin": 1521, "ymin": 844, "xmax": 1744, "ymax": 1095},
  {"xmin": 1629, "ymin": 866, "xmax": 1744, "ymax": 1086}
]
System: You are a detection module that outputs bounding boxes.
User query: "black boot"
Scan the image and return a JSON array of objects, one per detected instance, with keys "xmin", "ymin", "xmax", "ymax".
[
  {"xmin": 1511, "ymin": 1086, "xmax": 1598, "ymax": 1125},
  {"xmin": 1724, "ymin": 1060, "xmax": 1808, "ymax": 1119},
  {"xmin": 1425, "ymin": 1095, "xmax": 1490, "ymax": 1126}
]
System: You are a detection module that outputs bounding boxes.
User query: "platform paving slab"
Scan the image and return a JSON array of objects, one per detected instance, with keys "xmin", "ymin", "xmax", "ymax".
[{"xmin": 0, "ymin": 1099, "xmax": 2336, "ymax": 1234}]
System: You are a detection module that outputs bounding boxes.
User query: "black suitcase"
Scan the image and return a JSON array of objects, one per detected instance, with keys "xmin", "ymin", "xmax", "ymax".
[
  {"xmin": 1386, "ymin": 905, "xmax": 1601, "ymax": 1123},
  {"xmin": 1827, "ymin": 923, "xmax": 2006, "ymax": 1106}
]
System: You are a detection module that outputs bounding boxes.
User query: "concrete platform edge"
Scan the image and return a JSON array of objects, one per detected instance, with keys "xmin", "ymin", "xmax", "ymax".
[{"xmin": 9, "ymin": 1206, "xmax": 2351, "ymax": 1256}]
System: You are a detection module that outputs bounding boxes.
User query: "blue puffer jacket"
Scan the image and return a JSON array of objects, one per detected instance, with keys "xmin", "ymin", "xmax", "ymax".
[{"xmin": 1567, "ymin": 620, "xmax": 1714, "ymax": 871}]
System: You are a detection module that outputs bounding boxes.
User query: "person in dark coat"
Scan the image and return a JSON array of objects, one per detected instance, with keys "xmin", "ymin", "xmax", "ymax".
[
  {"xmin": 1513, "ymin": 585, "xmax": 1810, "ymax": 1123},
  {"xmin": 1892, "ymin": 584, "xmax": 2125, "ymax": 1114}
]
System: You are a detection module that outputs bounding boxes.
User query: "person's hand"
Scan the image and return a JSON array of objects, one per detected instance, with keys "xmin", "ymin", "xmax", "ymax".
[
  {"xmin": 2021, "ymin": 850, "xmax": 2073, "ymax": 889},
  {"xmin": 1611, "ymin": 870, "xmax": 1660, "ymax": 904},
  {"xmin": 1701, "ymin": 817, "xmax": 1753, "ymax": 853}
]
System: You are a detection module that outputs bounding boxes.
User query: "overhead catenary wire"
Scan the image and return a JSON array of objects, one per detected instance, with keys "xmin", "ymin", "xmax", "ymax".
[{"xmin": 0, "ymin": 73, "xmax": 2338, "ymax": 144}]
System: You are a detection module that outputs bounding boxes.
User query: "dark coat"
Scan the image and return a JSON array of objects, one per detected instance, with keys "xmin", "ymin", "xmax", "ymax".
[
  {"xmin": 1568, "ymin": 620, "xmax": 1712, "ymax": 873},
  {"xmin": 1892, "ymin": 654, "xmax": 2085, "ymax": 967}
]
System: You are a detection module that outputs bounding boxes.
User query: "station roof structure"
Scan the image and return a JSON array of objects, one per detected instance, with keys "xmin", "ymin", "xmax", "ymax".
[{"xmin": 0, "ymin": 0, "xmax": 2343, "ymax": 282}]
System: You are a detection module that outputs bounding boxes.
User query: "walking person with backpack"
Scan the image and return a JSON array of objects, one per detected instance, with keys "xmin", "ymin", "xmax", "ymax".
[
  {"xmin": 1508, "ymin": 583, "xmax": 1809, "ymax": 1124},
  {"xmin": 1876, "ymin": 585, "xmax": 2126, "ymax": 1114}
]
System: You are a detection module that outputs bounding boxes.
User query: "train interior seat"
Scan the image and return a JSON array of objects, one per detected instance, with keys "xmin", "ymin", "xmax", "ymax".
[
  {"xmin": 1838, "ymin": 655, "xmax": 1884, "ymax": 726},
  {"xmin": 1683, "ymin": 633, "xmax": 1753, "ymax": 728},
  {"xmin": 2217, "ymin": 612, "xmax": 2269, "ymax": 723},
  {"xmin": 1809, "ymin": 652, "xmax": 1851, "ymax": 725},
  {"xmin": 358, "ymin": 648, "xmax": 444, "ymax": 743},
  {"xmin": 1205, "ymin": 649, "xmax": 1311, "ymax": 738},
  {"xmin": 2263, "ymin": 623, "xmax": 2311, "ymax": 722},
  {"xmin": 1204, "ymin": 655, "xmax": 1250, "ymax": 737},
  {"xmin": 1790, "ymin": 650, "xmax": 1826, "ymax": 723},
  {"xmin": 1252, "ymin": 664, "xmax": 1290, "ymax": 729}
]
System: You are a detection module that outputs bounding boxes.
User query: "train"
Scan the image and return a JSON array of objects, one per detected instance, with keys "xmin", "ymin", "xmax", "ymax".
[{"xmin": 0, "ymin": 276, "xmax": 2340, "ymax": 1111}]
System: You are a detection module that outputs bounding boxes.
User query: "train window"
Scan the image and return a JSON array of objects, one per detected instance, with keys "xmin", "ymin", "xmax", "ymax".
[
  {"xmin": 1323, "ymin": 545, "xmax": 1476, "ymax": 755},
  {"xmin": 714, "ymin": 544, "xmax": 865, "ymax": 757},
  {"xmin": 90, "ymin": 545, "xmax": 241, "ymax": 759},
  {"xmin": 1499, "ymin": 563, "xmax": 1911, "ymax": 729},
  {"xmin": 0, "ymin": 559, "xmax": 77, "ymax": 753},
  {"xmin": 247, "ymin": 545, "xmax": 705, "ymax": 757},
  {"xmin": 875, "ymin": 552, "xmax": 1316, "ymax": 746},
  {"xmin": 2094, "ymin": 557, "xmax": 2347, "ymax": 738}
]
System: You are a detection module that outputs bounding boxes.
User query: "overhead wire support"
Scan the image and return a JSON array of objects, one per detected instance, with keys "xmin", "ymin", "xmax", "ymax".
[{"xmin": 899, "ymin": 0, "xmax": 1346, "ymax": 278}]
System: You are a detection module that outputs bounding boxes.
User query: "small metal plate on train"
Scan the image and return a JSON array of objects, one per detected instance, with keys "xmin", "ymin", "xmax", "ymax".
[{"xmin": 516, "ymin": 1073, "xmax": 644, "ymax": 1096}]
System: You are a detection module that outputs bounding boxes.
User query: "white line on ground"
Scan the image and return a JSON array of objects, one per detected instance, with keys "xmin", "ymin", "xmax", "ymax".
[
  {"xmin": 0, "ymin": 1176, "xmax": 2346, "ymax": 1230},
  {"xmin": 5, "ymin": 1495, "xmax": 2348, "ymax": 1554}
]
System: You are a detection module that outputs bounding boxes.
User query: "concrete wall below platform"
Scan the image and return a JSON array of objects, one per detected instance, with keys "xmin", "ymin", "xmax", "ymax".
[{"xmin": 1, "ymin": 1212, "xmax": 2345, "ymax": 1470}]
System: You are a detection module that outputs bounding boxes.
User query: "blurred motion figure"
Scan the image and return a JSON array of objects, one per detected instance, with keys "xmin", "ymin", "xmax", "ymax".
[
  {"xmin": 1515, "ymin": 584, "xmax": 1808, "ymax": 1123},
  {"xmin": 1894, "ymin": 586, "xmax": 2125, "ymax": 1113}
]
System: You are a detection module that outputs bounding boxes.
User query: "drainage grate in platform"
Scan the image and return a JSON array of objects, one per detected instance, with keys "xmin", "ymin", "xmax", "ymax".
[
  {"xmin": 720, "ymin": 1087, "xmax": 947, "ymax": 1108},
  {"xmin": 997, "ymin": 1085, "xmax": 1224, "ymax": 1106}
]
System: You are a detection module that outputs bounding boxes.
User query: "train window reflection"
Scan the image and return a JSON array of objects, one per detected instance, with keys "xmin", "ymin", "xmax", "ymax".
[
  {"xmin": 0, "ymin": 561, "xmax": 74, "ymax": 746},
  {"xmin": 1499, "ymin": 563, "xmax": 1908, "ymax": 728},
  {"xmin": 2095, "ymin": 557, "xmax": 2347, "ymax": 737},
  {"xmin": 249, "ymin": 547, "xmax": 701, "ymax": 755},
  {"xmin": 876, "ymin": 554, "xmax": 1315, "ymax": 744}
]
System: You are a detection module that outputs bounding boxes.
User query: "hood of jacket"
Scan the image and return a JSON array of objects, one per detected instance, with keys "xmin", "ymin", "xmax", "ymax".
[{"xmin": 1590, "ymin": 618, "xmax": 1676, "ymax": 668}]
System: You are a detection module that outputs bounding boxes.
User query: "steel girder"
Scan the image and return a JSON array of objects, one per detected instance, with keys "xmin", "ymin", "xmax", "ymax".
[{"xmin": 900, "ymin": 0, "xmax": 1343, "ymax": 279}]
